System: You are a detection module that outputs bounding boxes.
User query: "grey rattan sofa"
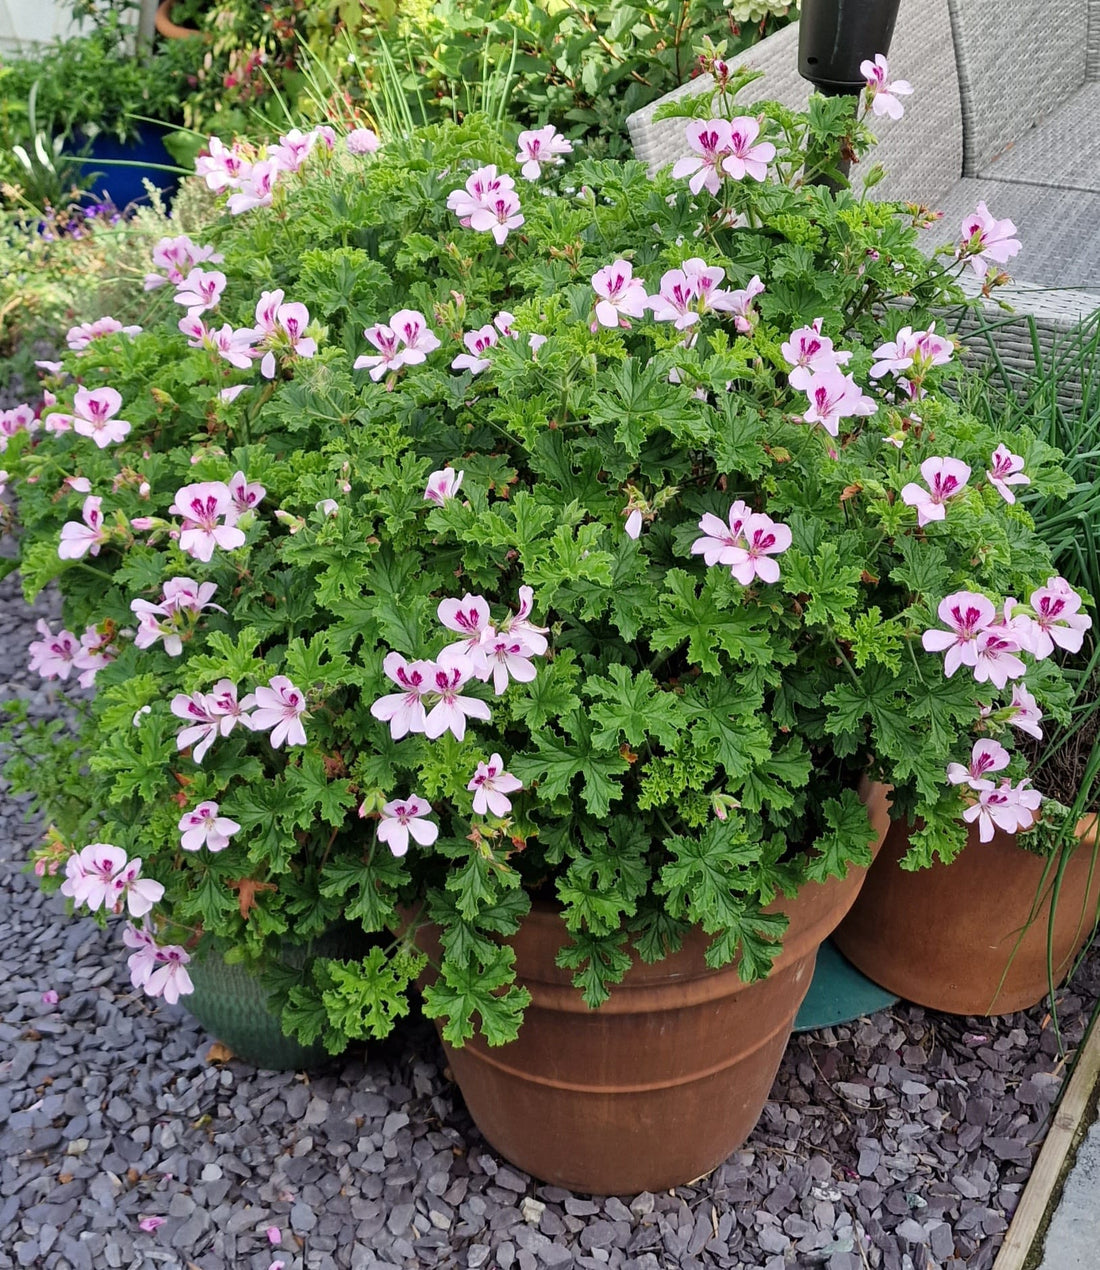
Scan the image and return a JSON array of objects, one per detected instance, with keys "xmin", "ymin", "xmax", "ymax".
[{"xmin": 627, "ymin": 0, "xmax": 1100, "ymax": 394}]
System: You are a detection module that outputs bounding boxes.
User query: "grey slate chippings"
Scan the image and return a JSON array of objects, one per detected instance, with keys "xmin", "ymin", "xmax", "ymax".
[{"xmin": 1, "ymin": 558, "xmax": 1099, "ymax": 1270}]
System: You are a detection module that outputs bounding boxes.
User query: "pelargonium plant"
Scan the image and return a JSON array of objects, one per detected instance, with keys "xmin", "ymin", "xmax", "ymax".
[{"xmin": 0, "ymin": 64, "xmax": 1087, "ymax": 1052}]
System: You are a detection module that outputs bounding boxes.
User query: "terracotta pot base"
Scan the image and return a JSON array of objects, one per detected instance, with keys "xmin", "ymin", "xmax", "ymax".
[
  {"xmin": 420, "ymin": 781, "xmax": 892, "ymax": 1193},
  {"xmin": 834, "ymin": 815, "xmax": 1100, "ymax": 1016}
]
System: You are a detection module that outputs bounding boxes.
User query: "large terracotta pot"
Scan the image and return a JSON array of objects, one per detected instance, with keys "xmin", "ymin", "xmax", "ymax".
[
  {"xmin": 833, "ymin": 813, "xmax": 1100, "ymax": 1016},
  {"xmin": 419, "ymin": 781, "xmax": 892, "ymax": 1194}
]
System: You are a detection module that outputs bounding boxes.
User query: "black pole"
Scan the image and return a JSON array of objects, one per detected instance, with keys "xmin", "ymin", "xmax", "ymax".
[{"xmin": 797, "ymin": 0, "xmax": 903, "ymax": 187}]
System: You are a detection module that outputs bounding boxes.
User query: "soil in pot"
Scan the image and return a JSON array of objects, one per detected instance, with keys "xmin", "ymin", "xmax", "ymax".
[
  {"xmin": 416, "ymin": 781, "xmax": 892, "ymax": 1194},
  {"xmin": 833, "ymin": 812, "xmax": 1100, "ymax": 1015}
]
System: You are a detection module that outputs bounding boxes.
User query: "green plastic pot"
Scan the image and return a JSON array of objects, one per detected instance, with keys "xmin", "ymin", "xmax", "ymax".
[{"xmin": 183, "ymin": 932, "xmax": 361, "ymax": 1070}]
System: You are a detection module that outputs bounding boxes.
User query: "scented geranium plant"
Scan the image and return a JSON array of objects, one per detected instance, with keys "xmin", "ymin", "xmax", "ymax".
[{"xmin": 0, "ymin": 61, "xmax": 1088, "ymax": 1051}]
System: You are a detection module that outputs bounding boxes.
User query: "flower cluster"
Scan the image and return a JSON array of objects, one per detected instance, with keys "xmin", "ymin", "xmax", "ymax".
[
  {"xmin": 196, "ymin": 125, "xmax": 341, "ymax": 216},
  {"xmin": 447, "ymin": 165, "xmax": 524, "ymax": 244},
  {"xmin": 672, "ymin": 117, "xmax": 776, "ymax": 195},
  {"xmin": 171, "ymin": 675, "xmax": 307, "ymax": 759}
]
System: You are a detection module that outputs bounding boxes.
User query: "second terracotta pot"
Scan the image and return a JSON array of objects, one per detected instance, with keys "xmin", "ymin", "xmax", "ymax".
[
  {"xmin": 420, "ymin": 781, "xmax": 892, "ymax": 1194},
  {"xmin": 833, "ymin": 813, "xmax": 1100, "ymax": 1015}
]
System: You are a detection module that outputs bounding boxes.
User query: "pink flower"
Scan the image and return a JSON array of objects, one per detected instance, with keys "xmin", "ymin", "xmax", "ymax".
[
  {"xmin": 901, "ymin": 456, "xmax": 971, "ymax": 527},
  {"xmin": 959, "ymin": 201, "xmax": 1022, "ymax": 277},
  {"xmin": 207, "ymin": 678, "xmax": 257, "ymax": 735},
  {"xmin": 468, "ymin": 632, "xmax": 539, "ymax": 695},
  {"xmin": 169, "ymin": 481, "xmax": 247, "ymax": 561},
  {"xmin": 143, "ymin": 945, "xmax": 194, "ymax": 1004},
  {"xmin": 720, "ymin": 275, "xmax": 766, "ymax": 335},
  {"xmin": 516, "ymin": 125, "xmax": 573, "ymax": 180},
  {"xmin": 452, "ymin": 325, "xmax": 498, "ymax": 375},
  {"xmin": 0, "ymin": 403, "xmax": 39, "ymax": 451},
  {"xmin": 212, "ymin": 324, "xmax": 259, "ymax": 369},
  {"xmin": 963, "ymin": 779, "xmax": 1042, "ymax": 843},
  {"xmin": 179, "ymin": 801, "xmax": 241, "ymax": 853},
  {"xmin": 781, "ymin": 320, "xmax": 852, "ymax": 392},
  {"xmin": 144, "ymin": 234, "xmax": 223, "ymax": 291},
  {"xmin": 624, "ymin": 507, "xmax": 643, "ymax": 539},
  {"xmin": 377, "ymin": 795, "xmax": 438, "ymax": 857},
  {"xmin": 946, "ymin": 738, "xmax": 1010, "ymax": 790},
  {"xmin": 922, "ymin": 591, "xmax": 997, "ymax": 676},
  {"xmin": 266, "ymin": 1226, "xmax": 282, "ymax": 1246},
  {"xmin": 499, "ymin": 586, "xmax": 549, "ymax": 656},
  {"xmin": 123, "ymin": 922, "xmax": 161, "ymax": 988},
  {"xmin": 591, "ymin": 259, "xmax": 649, "ymax": 329},
  {"xmin": 354, "ymin": 322, "xmax": 403, "ymax": 380},
  {"xmin": 647, "ymin": 260, "xmax": 733, "ymax": 330},
  {"xmin": 173, "ymin": 268, "xmax": 227, "ymax": 315},
  {"xmin": 1029, "ymin": 578, "xmax": 1092, "ymax": 658},
  {"xmin": 370, "ymin": 653, "xmax": 436, "ymax": 738},
  {"xmin": 137, "ymin": 1215, "xmax": 166, "ymax": 1234},
  {"xmin": 801, "ymin": 370, "xmax": 878, "ymax": 437},
  {"xmin": 346, "ymin": 128, "xmax": 380, "ymax": 155},
  {"xmin": 870, "ymin": 325, "xmax": 952, "ymax": 381},
  {"xmin": 447, "ymin": 165, "xmax": 515, "ymax": 222},
  {"xmin": 195, "ymin": 136, "xmax": 251, "ymax": 191},
  {"xmin": 227, "ymin": 159, "xmax": 279, "ymax": 215},
  {"xmin": 468, "ymin": 754, "xmax": 523, "ymax": 816},
  {"xmin": 250, "ymin": 676, "xmax": 308, "ymax": 747},
  {"xmin": 28, "ymin": 620, "xmax": 79, "ymax": 680},
  {"xmin": 227, "ymin": 471, "xmax": 266, "ymax": 523},
  {"xmin": 468, "ymin": 190, "xmax": 524, "ymax": 245},
  {"xmin": 66, "ymin": 387, "xmax": 132, "ymax": 449},
  {"xmin": 171, "ymin": 691, "xmax": 221, "ymax": 762},
  {"xmin": 253, "ymin": 289, "xmax": 285, "ymax": 336},
  {"xmin": 987, "ymin": 444, "xmax": 1029, "ymax": 503},
  {"xmin": 61, "ymin": 844, "xmax": 164, "ymax": 917},
  {"xmin": 672, "ymin": 120, "xmax": 734, "ymax": 196},
  {"xmin": 73, "ymin": 623, "xmax": 118, "ymax": 688},
  {"xmin": 1007, "ymin": 683, "xmax": 1044, "ymax": 740},
  {"xmin": 438, "ymin": 594, "xmax": 493, "ymax": 661},
  {"xmin": 860, "ymin": 54, "xmax": 913, "ymax": 120},
  {"xmin": 423, "ymin": 662, "xmax": 492, "ymax": 741},
  {"xmin": 66, "ymin": 316, "xmax": 142, "ymax": 351},
  {"xmin": 269, "ymin": 127, "xmax": 318, "ymax": 173},
  {"xmin": 58, "ymin": 495, "xmax": 108, "ymax": 560},
  {"xmin": 724, "ymin": 512, "xmax": 792, "ymax": 585},
  {"xmin": 691, "ymin": 501, "xmax": 752, "ymax": 567},
  {"xmin": 255, "ymin": 300, "xmax": 318, "ymax": 379},
  {"xmin": 41, "ymin": 989, "xmax": 59, "ymax": 1005},
  {"xmin": 719, "ymin": 116, "xmax": 775, "ymax": 181},
  {"xmin": 391, "ymin": 310, "xmax": 441, "ymax": 369},
  {"xmin": 132, "ymin": 578, "xmax": 224, "ymax": 657},
  {"xmin": 424, "ymin": 468, "xmax": 464, "ymax": 506}
]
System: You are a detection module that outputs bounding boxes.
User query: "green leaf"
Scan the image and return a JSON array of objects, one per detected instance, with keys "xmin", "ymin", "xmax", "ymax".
[
  {"xmin": 511, "ymin": 710, "xmax": 629, "ymax": 817},
  {"xmin": 804, "ymin": 788, "xmax": 877, "ymax": 884},
  {"xmin": 587, "ymin": 664, "xmax": 683, "ymax": 750},
  {"xmin": 651, "ymin": 570, "xmax": 777, "ymax": 675},
  {"xmin": 555, "ymin": 930, "xmax": 633, "ymax": 1008},
  {"xmin": 317, "ymin": 947, "xmax": 426, "ymax": 1044},
  {"xmin": 704, "ymin": 907, "xmax": 789, "ymax": 979},
  {"xmin": 781, "ymin": 542, "xmax": 863, "ymax": 626},
  {"xmin": 421, "ymin": 945, "xmax": 532, "ymax": 1047},
  {"xmin": 684, "ymin": 677, "xmax": 773, "ymax": 780}
]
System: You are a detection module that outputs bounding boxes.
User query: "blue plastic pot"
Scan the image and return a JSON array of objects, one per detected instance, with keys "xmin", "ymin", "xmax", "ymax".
[{"xmin": 75, "ymin": 122, "xmax": 181, "ymax": 209}]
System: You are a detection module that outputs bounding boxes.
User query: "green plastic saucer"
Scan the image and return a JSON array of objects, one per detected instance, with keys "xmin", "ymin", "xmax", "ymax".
[{"xmin": 793, "ymin": 937, "xmax": 898, "ymax": 1031}]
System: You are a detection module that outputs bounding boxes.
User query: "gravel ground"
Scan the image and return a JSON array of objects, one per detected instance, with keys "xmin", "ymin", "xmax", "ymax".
[{"xmin": 2, "ymin": 567, "xmax": 1099, "ymax": 1270}]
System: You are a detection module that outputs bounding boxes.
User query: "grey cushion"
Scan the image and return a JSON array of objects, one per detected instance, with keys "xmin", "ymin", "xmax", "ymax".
[
  {"xmin": 947, "ymin": 0, "xmax": 1090, "ymax": 173},
  {"xmin": 980, "ymin": 83, "xmax": 1100, "ymax": 194}
]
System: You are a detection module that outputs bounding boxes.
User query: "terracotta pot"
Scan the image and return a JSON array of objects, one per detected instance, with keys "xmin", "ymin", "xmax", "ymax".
[
  {"xmin": 155, "ymin": 0, "xmax": 203, "ymax": 40},
  {"xmin": 833, "ymin": 813, "xmax": 1100, "ymax": 1016},
  {"xmin": 417, "ymin": 781, "xmax": 892, "ymax": 1194}
]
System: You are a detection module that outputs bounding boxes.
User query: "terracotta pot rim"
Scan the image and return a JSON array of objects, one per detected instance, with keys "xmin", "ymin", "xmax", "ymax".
[{"xmin": 155, "ymin": 0, "xmax": 204, "ymax": 40}]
